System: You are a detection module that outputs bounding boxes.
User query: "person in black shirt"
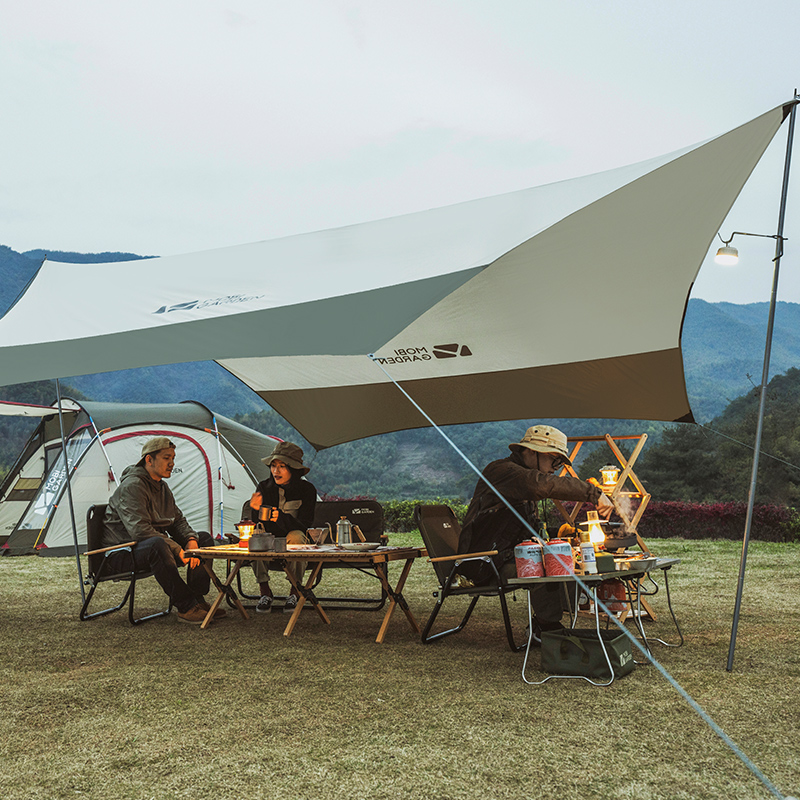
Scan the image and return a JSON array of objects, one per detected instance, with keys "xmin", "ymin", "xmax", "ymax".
[{"xmin": 245, "ymin": 441, "xmax": 317, "ymax": 613}]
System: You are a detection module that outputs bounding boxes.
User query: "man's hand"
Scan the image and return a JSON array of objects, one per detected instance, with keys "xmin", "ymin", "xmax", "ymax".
[
  {"xmin": 181, "ymin": 539, "xmax": 200, "ymax": 569},
  {"xmin": 249, "ymin": 491, "xmax": 263, "ymax": 511},
  {"xmin": 597, "ymin": 493, "xmax": 614, "ymax": 520}
]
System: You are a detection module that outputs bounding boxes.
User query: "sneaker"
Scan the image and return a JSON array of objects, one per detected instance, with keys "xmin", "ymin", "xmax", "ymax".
[
  {"xmin": 177, "ymin": 604, "xmax": 208, "ymax": 625},
  {"xmin": 256, "ymin": 595, "xmax": 274, "ymax": 613},
  {"xmin": 197, "ymin": 599, "xmax": 227, "ymax": 619},
  {"xmin": 283, "ymin": 594, "xmax": 299, "ymax": 613}
]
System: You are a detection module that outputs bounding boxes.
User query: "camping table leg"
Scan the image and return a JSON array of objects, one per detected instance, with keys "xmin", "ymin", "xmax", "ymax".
[
  {"xmin": 282, "ymin": 560, "xmax": 329, "ymax": 637},
  {"xmin": 200, "ymin": 558, "xmax": 249, "ymax": 630},
  {"xmin": 374, "ymin": 557, "xmax": 420, "ymax": 644}
]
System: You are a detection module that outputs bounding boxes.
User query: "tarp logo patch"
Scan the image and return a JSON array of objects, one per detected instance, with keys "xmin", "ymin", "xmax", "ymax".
[
  {"xmin": 373, "ymin": 344, "xmax": 472, "ymax": 365},
  {"xmin": 154, "ymin": 294, "xmax": 264, "ymax": 314},
  {"xmin": 433, "ymin": 343, "xmax": 473, "ymax": 359}
]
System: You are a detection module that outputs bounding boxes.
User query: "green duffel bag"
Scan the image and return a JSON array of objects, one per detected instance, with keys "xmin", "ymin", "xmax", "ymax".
[{"xmin": 540, "ymin": 628, "xmax": 635, "ymax": 679}]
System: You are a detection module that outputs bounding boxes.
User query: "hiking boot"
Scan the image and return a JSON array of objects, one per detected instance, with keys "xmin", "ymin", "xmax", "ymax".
[
  {"xmin": 283, "ymin": 594, "xmax": 299, "ymax": 613},
  {"xmin": 256, "ymin": 595, "xmax": 274, "ymax": 613},
  {"xmin": 177, "ymin": 604, "xmax": 208, "ymax": 625},
  {"xmin": 198, "ymin": 599, "xmax": 227, "ymax": 619}
]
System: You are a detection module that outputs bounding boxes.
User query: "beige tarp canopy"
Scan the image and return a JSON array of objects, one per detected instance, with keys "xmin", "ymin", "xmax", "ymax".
[{"xmin": 0, "ymin": 103, "xmax": 792, "ymax": 448}]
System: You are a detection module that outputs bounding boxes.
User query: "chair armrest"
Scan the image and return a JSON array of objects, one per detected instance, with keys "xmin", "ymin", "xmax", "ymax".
[
  {"xmin": 429, "ymin": 549, "xmax": 498, "ymax": 563},
  {"xmin": 84, "ymin": 541, "xmax": 137, "ymax": 557}
]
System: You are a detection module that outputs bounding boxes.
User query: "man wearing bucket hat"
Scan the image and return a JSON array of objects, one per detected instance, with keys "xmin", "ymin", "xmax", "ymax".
[
  {"xmin": 100, "ymin": 437, "xmax": 224, "ymax": 624},
  {"xmin": 458, "ymin": 425, "xmax": 614, "ymax": 637},
  {"xmin": 244, "ymin": 441, "xmax": 317, "ymax": 614}
]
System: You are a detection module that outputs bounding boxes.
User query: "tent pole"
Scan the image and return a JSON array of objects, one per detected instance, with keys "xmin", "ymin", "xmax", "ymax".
[
  {"xmin": 727, "ymin": 94, "xmax": 797, "ymax": 672},
  {"xmin": 212, "ymin": 415, "xmax": 224, "ymax": 539},
  {"xmin": 55, "ymin": 379, "xmax": 85, "ymax": 602},
  {"xmin": 88, "ymin": 417, "xmax": 118, "ymax": 485}
]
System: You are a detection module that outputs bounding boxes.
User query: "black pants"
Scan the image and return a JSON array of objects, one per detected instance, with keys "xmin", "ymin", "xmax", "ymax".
[{"xmin": 107, "ymin": 532, "xmax": 213, "ymax": 613}]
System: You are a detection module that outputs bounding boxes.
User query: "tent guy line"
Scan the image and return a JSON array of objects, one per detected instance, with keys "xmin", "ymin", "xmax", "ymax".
[{"xmin": 369, "ymin": 353, "xmax": 789, "ymax": 800}]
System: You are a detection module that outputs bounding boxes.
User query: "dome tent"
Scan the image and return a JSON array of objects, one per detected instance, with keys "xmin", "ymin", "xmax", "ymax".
[{"xmin": 0, "ymin": 399, "xmax": 278, "ymax": 556}]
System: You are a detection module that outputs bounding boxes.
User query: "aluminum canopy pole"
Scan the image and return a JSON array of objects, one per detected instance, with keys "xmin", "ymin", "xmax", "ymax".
[
  {"xmin": 55, "ymin": 379, "xmax": 85, "ymax": 602},
  {"xmin": 727, "ymin": 94, "xmax": 798, "ymax": 672}
]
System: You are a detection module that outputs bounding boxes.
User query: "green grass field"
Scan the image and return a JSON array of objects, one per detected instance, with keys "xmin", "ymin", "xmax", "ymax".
[{"xmin": 1, "ymin": 536, "xmax": 798, "ymax": 800}]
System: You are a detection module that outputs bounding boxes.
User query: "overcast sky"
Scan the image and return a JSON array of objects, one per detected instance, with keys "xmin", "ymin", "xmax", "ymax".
[{"xmin": 1, "ymin": 0, "xmax": 799, "ymax": 303}]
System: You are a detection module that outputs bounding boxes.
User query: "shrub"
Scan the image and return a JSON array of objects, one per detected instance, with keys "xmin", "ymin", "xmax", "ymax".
[
  {"xmin": 637, "ymin": 501, "xmax": 800, "ymax": 543},
  {"xmin": 382, "ymin": 498, "xmax": 469, "ymax": 532}
]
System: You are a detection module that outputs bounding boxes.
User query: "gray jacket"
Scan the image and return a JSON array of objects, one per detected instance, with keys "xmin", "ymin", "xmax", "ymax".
[{"xmin": 101, "ymin": 463, "xmax": 197, "ymax": 560}]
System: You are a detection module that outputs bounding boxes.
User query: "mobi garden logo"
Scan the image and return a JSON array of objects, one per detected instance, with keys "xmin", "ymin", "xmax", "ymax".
[
  {"xmin": 153, "ymin": 294, "xmax": 264, "ymax": 314},
  {"xmin": 373, "ymin": 344, "xmax": 473, "ymax": 365}
]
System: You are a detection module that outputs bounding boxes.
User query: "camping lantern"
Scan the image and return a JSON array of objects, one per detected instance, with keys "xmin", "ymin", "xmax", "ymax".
[
  {"xmin": 583, "ymin": 510, "xmax": 606, "ymax": 547},
  {"xmin": 236, "ymin": 519, "xmax": 255, "ymax": 548},
  {"xmin": 600, "ymin": 464, "xmax": 620, "ymax": 490}
]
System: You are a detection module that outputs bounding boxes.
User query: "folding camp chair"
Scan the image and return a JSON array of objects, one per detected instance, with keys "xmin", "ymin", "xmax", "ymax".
[
  {"xmin": 415, "ymin": 504, "xmax": 524, "ymax": 652},
  {"xmin": 79, "ymin": 504, "xmax": 172, "ymax": 625}
]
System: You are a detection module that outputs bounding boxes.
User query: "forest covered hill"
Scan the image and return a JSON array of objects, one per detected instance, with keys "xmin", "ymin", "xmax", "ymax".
[{"xmin": 2, "ymin": 245, "xmax": 800, "ymax": 499}]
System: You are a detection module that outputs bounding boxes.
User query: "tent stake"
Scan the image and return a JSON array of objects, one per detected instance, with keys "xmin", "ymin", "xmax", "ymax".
[
  {"xmin": 727, "ymin": 93, "xmax": 798, "ymax": 672},
  {"xmin": 55, "ymin": 378, "xmax": 85, "ymax": 602}
]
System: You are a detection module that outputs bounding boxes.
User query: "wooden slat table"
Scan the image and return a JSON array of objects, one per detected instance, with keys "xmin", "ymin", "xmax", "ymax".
[{"xmin": 191, "ymin": 544, "xmax": 427, "ymax": 643}]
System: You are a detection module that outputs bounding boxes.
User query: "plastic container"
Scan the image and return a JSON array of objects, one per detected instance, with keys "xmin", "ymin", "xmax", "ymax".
[
  {"xmin": 580, "ymin": 540, "xmax": 598, "ymax": 574},
  {"xmin": 514, "ymin": 540, "xmax": 544, "ymax": 578},
  {"xmin": 543, "ymin": 539, "xmax": 574, "ymax": 576}
]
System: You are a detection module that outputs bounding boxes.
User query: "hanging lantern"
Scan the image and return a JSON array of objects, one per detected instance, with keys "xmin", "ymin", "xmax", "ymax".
[{"xmin": 600, "ymin": 464, "xmax": 620, "ymax": 489}]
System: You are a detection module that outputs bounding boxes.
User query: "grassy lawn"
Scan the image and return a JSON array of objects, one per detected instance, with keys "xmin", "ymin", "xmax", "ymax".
[{"xmin": 0, "ymin": 536, "xmax": 798, "ymax": 800}]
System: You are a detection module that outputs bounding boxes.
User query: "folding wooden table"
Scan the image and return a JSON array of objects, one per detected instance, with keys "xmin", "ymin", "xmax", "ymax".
[{"xmin": 190, "ymin": 544, "xmax": 426, "ymax": 643}]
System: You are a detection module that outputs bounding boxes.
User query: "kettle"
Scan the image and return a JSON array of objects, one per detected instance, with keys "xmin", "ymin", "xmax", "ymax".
[
  {"xmin": 248, "ymin": 523, "xmax": 275, "ymax": 552},
  {"xmin": 336, "ymin": 516, "xmax": 353, "ymax": 546}
]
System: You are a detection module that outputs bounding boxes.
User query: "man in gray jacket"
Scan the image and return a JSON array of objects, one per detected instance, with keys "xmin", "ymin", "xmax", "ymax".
[{"xmin": 101, "ymin": 437, "xmax": 223, "ymax": 624}]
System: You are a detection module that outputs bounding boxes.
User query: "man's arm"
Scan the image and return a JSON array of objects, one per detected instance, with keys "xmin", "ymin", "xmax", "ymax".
[{"xmin": 483, "ymin": 459, "xmax": 603, "ymax": 506}]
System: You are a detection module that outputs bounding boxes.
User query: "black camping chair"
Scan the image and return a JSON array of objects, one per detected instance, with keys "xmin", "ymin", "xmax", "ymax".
[
  {"xmin": 79, "ymin": 504, "xmax": 172, "ymax": 625},
  {"xmin": 415, "ymin": 504, "xmax": 524, "ymax": 652}
]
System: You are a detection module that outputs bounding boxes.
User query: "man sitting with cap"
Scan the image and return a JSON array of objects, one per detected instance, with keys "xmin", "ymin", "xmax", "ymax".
[
  {"xmin": 457, "ymin": 424, "xmax": 614, "ymax": 637},
  {"xmin": 100, "ymin": 436, "xmax": 223, "ymax": 624}
]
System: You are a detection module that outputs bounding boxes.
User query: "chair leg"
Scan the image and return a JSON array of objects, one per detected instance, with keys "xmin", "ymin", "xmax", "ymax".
[
  {"xmin": 497, "ymin": 590, "xmax": 525, "ymax": 652},
  {"xmin": 127, "ymin": 576, "xmax": 172, "ymax": 626},
  {"xmin": 79, "ymin": 578, "xmax": 133, "ymax": 621},
  {"xmin": 79, "ymin": 557, "xmax": 133, "ymax": 621},
  {"xmin": 421, "ymin": 592, "xmax": 481, "ymax": 644}
]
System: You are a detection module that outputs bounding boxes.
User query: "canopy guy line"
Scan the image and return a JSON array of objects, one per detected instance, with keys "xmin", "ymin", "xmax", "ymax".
[
  {"xmin": 699, "ymin": 423, "xmax": 800, "ymax": 474},
  {"xmin": 368, "ymin": 354, "xmax": 789, "ymax": 800}
]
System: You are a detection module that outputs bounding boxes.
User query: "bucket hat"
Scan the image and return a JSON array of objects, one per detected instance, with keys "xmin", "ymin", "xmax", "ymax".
[
  {"xmin": 261, "ymin": 441, "xmax": 310, "ymax": 475},
  {"xmin": 509, "ymin": 425, "xmax": 571, "ymax": 465}
]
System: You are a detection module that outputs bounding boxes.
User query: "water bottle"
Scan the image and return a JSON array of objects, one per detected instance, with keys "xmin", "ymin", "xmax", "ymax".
[{"xmin": 336, "ymin": 516, "xmax": 352, "ymax": 545}]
